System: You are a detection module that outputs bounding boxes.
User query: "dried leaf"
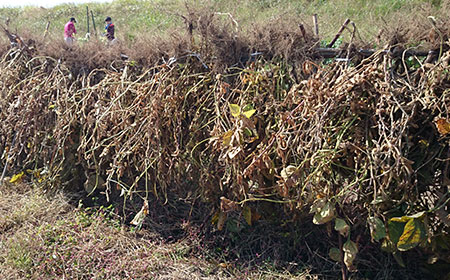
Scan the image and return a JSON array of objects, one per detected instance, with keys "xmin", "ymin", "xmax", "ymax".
[
  {"xmin": 280, "ymin": 165, "xmax": 297, "ymax": 180},
  {"xmin": 335, "ymin": 218, "xmax": 350, "ymax": 237},
  {"xmin": 9, "ymin": 171, "xmax": 24, "ymax": 184},
  {"xmin": 397, "ymin": 218, "xmax": 426, "ymax": 251},
  {"xmin": 220, "ymin": 196, "xmax": 238, "ymax": 212},
  {"xmin": 343, "ymin": 239, "xmax": 358, "ymax": 272},
  {"xmin": 222, "ymin": 130, "xmax": 233, "ymax": 146},
  {"xmin": 217, "ymin": 211, "xmax": 227, "ymax": 231},
  {"xmin": 251, "ymin": 209, "xmax": 262, "ymax": 223},
  {"xmin": 212, "ymin": 210, "xmax": 228, "ymax": 231},
  {"xmin": 435, "ymin": 118, "xmax": 450, "ymax": 135},
  {"xmin": 227, "ymin": 146, "xmax": 242, "ymax": 159},
  {"xmin": 130, "ymin": 200, "xmax": 149, "ymax": 227},
  {"xmin": 218, "ymin": 262, "xmax": 232, "ymax": 269},
  {"xmin": 242, "ymin": 109, "xmax": 256, "ymax": 119},
  {"xmin": 243, "ymin": 205, "xmax": 252, "ymax": 225},
  {"xmin": 313, "ymin": 201, "xmax": 335, "ymax": 225}
]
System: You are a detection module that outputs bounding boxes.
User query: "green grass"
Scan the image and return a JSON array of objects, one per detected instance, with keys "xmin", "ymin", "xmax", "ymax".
[{"xmin": 0, "ymin": 0, "xmax": 445, "ymax": 44}]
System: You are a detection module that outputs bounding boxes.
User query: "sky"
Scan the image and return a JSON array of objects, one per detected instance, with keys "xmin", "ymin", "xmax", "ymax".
[{"xmin": 0, "ymin": 0, "xmax": 112, "ymax": 8}]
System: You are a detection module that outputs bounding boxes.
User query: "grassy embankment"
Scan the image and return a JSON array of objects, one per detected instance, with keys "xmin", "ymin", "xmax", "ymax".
[{"xmin": 0, "ymin": 0, "xmax": 445, "ymax": 45}]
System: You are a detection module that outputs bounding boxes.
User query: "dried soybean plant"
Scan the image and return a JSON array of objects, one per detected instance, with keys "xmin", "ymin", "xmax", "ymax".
[
  {"xmin": 1, "ymin": 31, "xmax": 449, "ymax": 276},
  {"xmin": 204, "ymin": 50, "xmax": 450, "ymax": 269},
  {"xmin": 0, "ymin": 48, "xmax": 71, "ymax": 186}
]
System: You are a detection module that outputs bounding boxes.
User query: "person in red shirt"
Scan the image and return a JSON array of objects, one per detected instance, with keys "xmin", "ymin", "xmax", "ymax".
[{"xmin": 64, "ymin": 17, "xmax": 77, "ymax": 47}]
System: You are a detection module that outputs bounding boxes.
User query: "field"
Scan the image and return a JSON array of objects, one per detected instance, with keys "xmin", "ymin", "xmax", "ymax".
[
  {"xmin": 1, "ymin": 0, "xmax": 450, "ymax": 279},
  {"xmin": 0, "ymin": 0, "xmax": 447, "ymax": 45}
]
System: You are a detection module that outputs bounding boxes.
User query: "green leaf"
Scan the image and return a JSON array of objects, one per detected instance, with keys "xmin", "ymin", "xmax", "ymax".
[
  {"xmin": 343, "ymin": 239, "xmax": 358, "ymax": 272},
  {"xmin": 226, "ymin": 218, "xmax": 242, "ymax": 233},
  {"xmin": 393, "ymin": 251, "xmax": 405, "ymax": 268},
  {"xmin": 242, "ymin": 104, "xmax": 254, "ymax": 112},
  {"xmin": 435, "ymin": 235, "xmax": 450, "ymax": 250},
  {"xmin": 388, "ymin": 213, "xmax": 427, "ymax": 251},
  {"xmin": 381, "ymin": 238, "xmax": 396, "ymax": 253},
  {"xmin": 397, "ymin": 218, "xmax": 426, "ymax": 251},
  {"xmin": 388, "ymin": 220, "xmax": 405, "ymax": 245},
  {"xmin": 242, "ymin": 109, "xmax": 256, "ymax": 119},
  {"xmin": 335, "ymin": 218, "xmax": 350, "ymax": 237},
  {"xmin": 243, "ymin": 127, "xmax": 253, "ymax": 137},
  {"xmin": 229, "ymin": 104, "xmax": 241, "ymax": 117},
  {"xmin": 329, "ymin": 247, "xmax": 341, "ymax": 262},
  {"xmin": 368, "ymin": 217, "xmax": 386, "ymax": 242}
]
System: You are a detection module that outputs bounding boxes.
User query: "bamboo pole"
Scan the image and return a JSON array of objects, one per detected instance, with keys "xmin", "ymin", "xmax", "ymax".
[
  {"xmin": 298, "ymin": 24, "xmax": 307, "ymax": 42},
  {"xmin": 314, "ymin": 47, "xmax": 431, "ymax": 59},
  {"xmin": 86, "ymin": 6, "xmax": 90, "ymax": 35},
  {"xmin": 313, "ymin": 14, "xmax": 319, "ymax": 37},
  {"xmin": 0, "ymin": 133, "xmax": 17, "ymax": 187},
  {"xmin": 327, "ymin": 18, "xmax": 350, "ymax": 48},
  {"xmin": 91, "ymin": 11, "xmax": 97, "ymax": 36},
  {"xmin": 43, "ymin": 21, "xmax": 50, "ymax": 39}
]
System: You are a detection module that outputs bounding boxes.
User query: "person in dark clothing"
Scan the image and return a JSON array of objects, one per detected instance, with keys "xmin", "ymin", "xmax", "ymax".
[{"xmin": 104, "ymin": 16, "xmax": 116, "ymax": 44}]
